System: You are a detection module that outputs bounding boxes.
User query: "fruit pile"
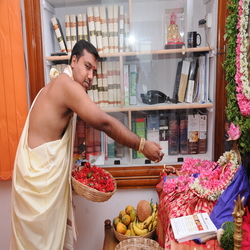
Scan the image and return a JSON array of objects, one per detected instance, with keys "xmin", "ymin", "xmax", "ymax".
[{"xmin": 113, "ymin": 200, "xmax": 158, "ymax": 236}]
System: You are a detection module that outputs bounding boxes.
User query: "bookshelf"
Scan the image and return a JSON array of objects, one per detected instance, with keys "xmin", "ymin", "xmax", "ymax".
[{"xmin": 39, "ymin": 0, "xmax": 219, "ymax": 168}]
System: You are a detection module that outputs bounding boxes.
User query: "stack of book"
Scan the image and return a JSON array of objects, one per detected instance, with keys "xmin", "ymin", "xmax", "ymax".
[{"xmin": 51, "ymin": 5, "xmax": 130, "ymax": 55}]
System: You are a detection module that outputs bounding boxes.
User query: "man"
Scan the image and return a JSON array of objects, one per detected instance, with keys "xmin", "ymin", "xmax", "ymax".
[{"xmin": 10, "ymin": 40, "xmax": 164, "ymax": 250}]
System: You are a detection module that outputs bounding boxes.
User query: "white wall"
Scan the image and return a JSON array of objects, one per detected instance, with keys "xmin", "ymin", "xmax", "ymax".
[
  {"xmin": 0, "ymin": 181, "xmax": 12, "ymax": 250},
  {"xmin": 0, "ymin": 181, "xmax": 159, "ymax": 250}
]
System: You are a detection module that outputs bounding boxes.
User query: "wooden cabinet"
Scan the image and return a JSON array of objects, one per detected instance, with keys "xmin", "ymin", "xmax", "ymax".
[{"xmin": 24, "ymin": 0, "xmax": 229, "ymax": 184}]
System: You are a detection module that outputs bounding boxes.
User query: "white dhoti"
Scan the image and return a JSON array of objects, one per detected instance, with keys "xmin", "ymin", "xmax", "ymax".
[{"xmin": 10, "ymin": 91, "xmax": 77, "ymax": 250}]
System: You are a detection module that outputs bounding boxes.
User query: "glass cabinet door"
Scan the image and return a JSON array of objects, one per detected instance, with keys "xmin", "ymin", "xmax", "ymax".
[{"xmin": 40, "ymin": 0, "xmax": 218, "ymax": 167}]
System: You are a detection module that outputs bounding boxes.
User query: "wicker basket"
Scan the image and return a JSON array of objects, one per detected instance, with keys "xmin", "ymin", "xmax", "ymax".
[
  {"xmin": 115, "ymin": 237, "xmax": 163, "ymax": 250},
  {"xmin": 113, "ymin": 227, "xmax": 156, "ymax": 242},
  {"xmin": 71, "ymin": 169, "xmax": 117, "ymax": 202}
]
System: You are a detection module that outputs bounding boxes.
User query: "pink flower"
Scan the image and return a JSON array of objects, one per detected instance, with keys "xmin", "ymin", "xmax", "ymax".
[{"xmin": 227, "ymin": 123, "xmax": 241, "ymax": 141}]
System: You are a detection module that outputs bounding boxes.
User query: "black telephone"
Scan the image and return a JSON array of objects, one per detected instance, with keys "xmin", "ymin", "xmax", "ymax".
[{"xmin": 140, "ymin": 90, "xmax": 169, "ymax": 105}]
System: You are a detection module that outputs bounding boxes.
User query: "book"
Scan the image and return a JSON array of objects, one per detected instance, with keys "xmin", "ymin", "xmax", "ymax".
[
  {"xmin": 197, "ymin": 55, "xmax": 206, "ymax": 102},
  {"xmin": 64, "ymin": 15, "xmax": 71, "ymax": 55},
  {"xmin": 188, "ymin": 113, "xmax": 200, "ymax": 154},
  {"xmin": 76, "ymin": 117, "xmax": 86, "ymax": 157},
  {"xmin": 146, "ymin": 115, "xmax": 159, "ymax": 144},
  {"xmin": 159, "ymin": 112, "xmax": 169, "ymax": 157},
  {"xmin": 113, "ymin": 5, "xmax": 119, "ymax": 53},
  {"xmin": 136, "ymin": 118, "xmax": 146, "ymax": 158},
  {"xmin": 185, "ymin": 60, "xmax": 199, "ymax": 103},
  {"xmin": 170, "ymin": 213, "xmax": 217, "ymax": 243},
  {"xmin": 100, "ymin": 6, "xmax": 109, "ymax": 53},
  {"xmin": 179, "ymin": 112, "xmax": 188, "ymax": 154},
  {"xmin": 168, "ymin": 112, "xmax": 179, "ymax": 155},
  {"xmin": 108, "ymin": 5, "xmax": 114, "ymax": 53},
  {"xmin": 93, "ymin": 128, "xmax": 101, "ymax": 155},
  {"xmin": 51, "ymin": 16, "xmax": 67, "ymax": 53},
  {"xmin": 123, "ymin": 64, "xmax": 130, "ymax": 106},
  {"xmin": 132, "ymin": 119, "xmax": 137, "ymax": 159},
  {"xmin": 85, "ymin": 123, "xmax": 95, "ymax": 160},
  {"xmin": 115, "ymin": 61, "xmax": 121, "ymax": 107},
  {"xmin": 82, "ymin": 14, "xmax": 88, "ymax": 41},
  {"xmin": 93, "ymin": 6, "xmax": 103, "ymax": 53},
  {"xmin": 172, "ymin": 61, "xmax": 183, "ymax": 103},
  {"xmin": 112, "ymin": 61, "xmax": 117, "ymax": 106},
  {"xmin": 119, "ymin": 5, "xmax": 124, "ymax": 52},
  {"xmin": 92, "ymin": 76, "xmax": 99, "ymax": 105},
  {"xmin": 199, "ymin": 114, "xmax": 207, "ymax": 154},
  {"xmin": 204, "ymin": 53, "xmax": 210, "ymax": 102},
  {"xmin": 192, "ymin": 60, "xmax": 200, "ymax": 102},
  {"xmin": 69, "ymin": 14, "xmax": 77, "ymax": 49},
  {"xmin": 77, "ymin": 14, "xmax": 84, "ymax": 41},
  {"xmin": 178, "ymin": 60, "xmax": 191, "ymax": 102},
  {"xmin": 87, "ymin": 6, "xmax": 97, "ymax": 48},
  {"xmin": 107, "ymin": 136, "xmax": 115, "ymax": 158},
  {"xmin": 97, "ymin": 61, "xmax": 104, "ymax": 108},
  {"xmin": 114, "ymin": 115, "xmax": 126, "ymax": 158},
  {"xmin": 102, "ymin": 61, "xmax": 109, "ymax": 107},
  {"xmin": 129, "ymin": 64, "xmax": 137, "ymax": 105},
  {"xmin": 124, "ymin": 11, "xmax": 130, "ymax": 52},
  {"xmin": 107, "ymin": 61, "xmax": 114, "ymax": 106}
]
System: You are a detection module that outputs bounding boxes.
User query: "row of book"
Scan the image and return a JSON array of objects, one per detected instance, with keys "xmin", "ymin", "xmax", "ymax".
[
  {"xmin": 51, "ymin": 5, "xmax": 130, "ymax": 56},
  {"xmin": 173, "ymin": 53, "xmax": 210, "ymax": 104},
  {"xmin": 131, "ymin": 110, "xmax": 207, "ymax": 158},
  {"xmin": 74, "ymin": 109, "xmax": 207, "ymax": 165},
  {"xmin": 52, "ymin": 60, "xmax": 121, "ymax": 107},
  {"xmin": 74, "ymin": 116, "xmax": 128, "ymax": 163}
]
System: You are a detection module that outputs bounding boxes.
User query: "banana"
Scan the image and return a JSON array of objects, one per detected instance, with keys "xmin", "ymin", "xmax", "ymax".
[
  {"xmin": 130, "ymin": 222, "xmax": 136, "ymax": 236},
  {"xmin": 135, "ymin": 217, "xmax": 144, "ymax": 230},
  {"xmin": 152, "ymin": 219, "xmax": 157, "ymax": 230},
  {"xmin": 148, "ymin": 221, "xmax": 153, "ymax": 232},
  {"xmin": 152, "ymin": 211, "xmax": 156, "ymax": 222},
  {"xmin": 152, "ymin": 203, "xmax": 157, "ymax": 213},
  {"xmin": 133, "ymin": 221, "xmax": 149, "ymax": 236},
  {"xmin": 143, "ymin": 215, "xmax": 153, "ymax": 229}
]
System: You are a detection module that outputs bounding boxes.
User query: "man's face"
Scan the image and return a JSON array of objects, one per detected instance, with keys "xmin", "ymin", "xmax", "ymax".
[{"xmin": 71, "ymin": 50, "xmax": 98, "ymax": 91}]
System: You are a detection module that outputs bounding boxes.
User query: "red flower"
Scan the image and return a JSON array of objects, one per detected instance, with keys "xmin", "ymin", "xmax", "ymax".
[{"xmin": 72, "ymin": 162, "xmax": 115, "ymax": 193}]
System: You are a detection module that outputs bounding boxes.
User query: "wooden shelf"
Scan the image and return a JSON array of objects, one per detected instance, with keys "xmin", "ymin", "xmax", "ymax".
[
  {"xmin": 102, "ymin": 102, "xmax": 213, "ymax": 113},
  {"xmin": 45, "ymin": 46, "xmax": 214, "ymax": 61}
]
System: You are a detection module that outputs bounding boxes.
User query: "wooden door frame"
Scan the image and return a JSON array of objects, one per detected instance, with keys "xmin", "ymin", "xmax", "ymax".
[
  {"xmin": 24, "ymin": 0, "xmax": 228, "ymax": 188},
  {"xmin": 23, "ymin": 0, "xmax": 45, "ymax": 103},
  {"xmin": 214, "ymin": 0, "xmax": 228, "ymax": 161}
]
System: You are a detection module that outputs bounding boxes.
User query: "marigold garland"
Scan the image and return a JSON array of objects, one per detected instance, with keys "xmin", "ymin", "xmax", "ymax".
[{"xmin": 224, "ymin": 0, "xmax": 250, "ymax": 155}]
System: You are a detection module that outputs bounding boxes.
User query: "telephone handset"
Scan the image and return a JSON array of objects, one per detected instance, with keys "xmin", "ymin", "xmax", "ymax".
[{"xmin": 141, "ymin": 90, "xmax": 169, "ymax": 105}]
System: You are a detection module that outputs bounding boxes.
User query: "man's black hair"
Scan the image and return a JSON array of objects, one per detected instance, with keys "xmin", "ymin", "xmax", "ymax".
[{"xmin": 69, "ymin": 40, "xmax": 100, "ymax": 64}]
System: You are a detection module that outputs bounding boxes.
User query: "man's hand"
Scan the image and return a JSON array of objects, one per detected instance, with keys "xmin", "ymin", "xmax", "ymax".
[{"xmin": 142, "ymin": 141, "xmax": 165, "ymax": 163}]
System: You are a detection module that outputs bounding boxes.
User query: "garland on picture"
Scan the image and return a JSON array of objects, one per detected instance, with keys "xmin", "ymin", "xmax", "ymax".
[{"xmin": 224, "ymin": 0, "xmax": 250, "ymax": 155}]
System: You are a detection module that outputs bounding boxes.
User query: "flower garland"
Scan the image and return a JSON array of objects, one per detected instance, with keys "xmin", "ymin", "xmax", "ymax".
[
  {"xmin": 224, "ymin": 0, "xmax": 250, "ymax": 155},
  {"xmin": 162, "ymin": 150, "xmax": 240, "ymax": 201},
  {"xmin": 189, "ymin": 150, "xmax": 239, "ymax": 201},
  {"xmin": 235, "ymin": 0, "xmax": 250, "ymax": 115}
]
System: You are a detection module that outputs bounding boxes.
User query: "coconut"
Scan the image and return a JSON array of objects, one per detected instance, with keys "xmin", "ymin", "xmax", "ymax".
[{"xmin": 136, "ymin": 200, "xmax": 152, "ymax": 222}]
